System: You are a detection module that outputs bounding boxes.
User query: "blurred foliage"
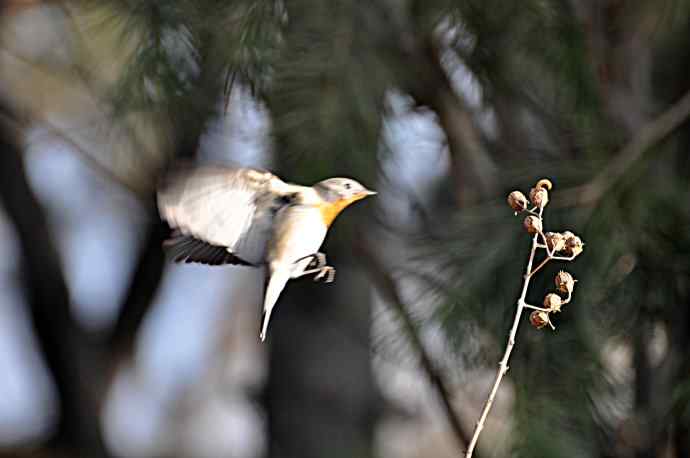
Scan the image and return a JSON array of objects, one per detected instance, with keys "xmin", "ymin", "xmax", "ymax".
[{"xmin": 1, "ymin": 0, "xmax": 690, "ymax": 457}]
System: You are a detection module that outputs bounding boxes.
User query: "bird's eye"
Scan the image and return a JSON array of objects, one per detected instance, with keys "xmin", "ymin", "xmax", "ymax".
[{"xmin": 344, "ymin": 183, "xmax": 352, "ymax": 190}]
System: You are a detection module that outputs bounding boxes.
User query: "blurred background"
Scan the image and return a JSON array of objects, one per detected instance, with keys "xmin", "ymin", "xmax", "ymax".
[{"xmin": 0, "ymin": 1, "xmax": 689, "ymax": 457}]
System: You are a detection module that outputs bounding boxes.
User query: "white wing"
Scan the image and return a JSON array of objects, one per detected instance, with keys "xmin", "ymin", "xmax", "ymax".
[{"xmin": 157, "ymin": 166, "xmax": 292, "ymax": 266}]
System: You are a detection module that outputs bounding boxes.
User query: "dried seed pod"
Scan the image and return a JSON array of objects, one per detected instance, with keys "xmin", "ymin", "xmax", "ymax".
[
  {"xmin": 535, "ymin": 179, "xmax": 553, "ymax": 190},
  {"xmin": 564, "ymin": 235, "xmax": 584, "ymax": 257},
  {"xmin": 523, "ymin": 215, "xmax": 542, "ymax": 234},
  {"xmin": 529, "ymin": 187, "xmax": 549, "ymax": 208},
  {"xmin": 529, "ymin": 310, "xmax": 549, "ymax": 329},
  {"xmin": 555, "ymin": 271, "xmax": 575, "ymax": 294},
  {"xmin": 544, "ymin": 293, "xmax": 563, "ymax": 312},
  {"xmin": 545, "ymin": 232, "xmax": 566, "ymax": 252},
  {"xmin": 507, "ymin": 191, "xmax": 528, "ymax": 213}
]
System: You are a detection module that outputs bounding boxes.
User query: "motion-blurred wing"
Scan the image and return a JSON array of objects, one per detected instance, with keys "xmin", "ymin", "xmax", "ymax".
[{"xmin": 157, "ymin": 166, "xmax": 290, "ymax": 266}]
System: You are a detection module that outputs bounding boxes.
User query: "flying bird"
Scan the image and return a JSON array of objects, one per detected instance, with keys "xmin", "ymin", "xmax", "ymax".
[{"xmin": 157, "ymin": 165, "xmax": 376, "ymax": 341}]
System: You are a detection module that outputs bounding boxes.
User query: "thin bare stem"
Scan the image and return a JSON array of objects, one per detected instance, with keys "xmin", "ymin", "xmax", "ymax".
[
  {"xmin": 537, "ymin": 231, "xmax": 554, "ymax": 256},
  {"xmin": 552, "ymin": 254, "xmax": 578, "ymax": 261},
  {"xmin": 522, "ymin": 304, "xmax": 551, "ymax": 312},
  {"xmin": 465, "ymin": 208, "xmax": 543, "ymax": 457},
  {"xmin": 528, "ymin": 256, "xmax": 551, "ymax": 277}
]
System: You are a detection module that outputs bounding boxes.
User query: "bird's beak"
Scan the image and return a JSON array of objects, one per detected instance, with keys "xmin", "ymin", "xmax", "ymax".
[{"xmin": 351, "ymin": 189, "xmax": 377, "ymax": 202}]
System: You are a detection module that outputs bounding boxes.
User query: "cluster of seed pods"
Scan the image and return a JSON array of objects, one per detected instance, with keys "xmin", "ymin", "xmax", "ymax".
[{"xmin": 507, "ymin": 179, "xmax": 584, "ymax": 330}]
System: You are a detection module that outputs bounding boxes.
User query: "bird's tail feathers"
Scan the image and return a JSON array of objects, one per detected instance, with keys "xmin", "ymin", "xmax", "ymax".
[{"xmin": 259, "ymin": 269, "xmax": 291, "ymax": 342}]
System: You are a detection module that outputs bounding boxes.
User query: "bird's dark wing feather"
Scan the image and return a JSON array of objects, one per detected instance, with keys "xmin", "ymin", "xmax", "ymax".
[{"xmin": 163, "ymin": 233, "xmax": 255, "ymax": 266}]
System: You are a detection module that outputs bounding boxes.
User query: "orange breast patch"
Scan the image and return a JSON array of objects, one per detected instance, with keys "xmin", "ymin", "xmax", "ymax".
[{"xmin": 318, "ymin": 196, "xmax": 363, "ymax": 227}]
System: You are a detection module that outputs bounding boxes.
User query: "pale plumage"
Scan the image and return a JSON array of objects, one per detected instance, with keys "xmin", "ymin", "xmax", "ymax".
[{"xmin": 157, "ymin": 165, "xmax": 376, "ymax": 341}]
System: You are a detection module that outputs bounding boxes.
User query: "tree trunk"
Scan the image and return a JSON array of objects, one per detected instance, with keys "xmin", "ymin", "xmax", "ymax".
[
  {"xmin": 0, "ymin": 105, "xmax": 111, "ymax": 457},
  {"xmin": 265, "ymin": 262, "xmax": 379, "ymax": 458}
]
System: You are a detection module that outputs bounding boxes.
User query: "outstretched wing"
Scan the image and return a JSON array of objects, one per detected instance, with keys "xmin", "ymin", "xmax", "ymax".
[{"xmin": 157, "ymin": 166, "xmax": 291, "ymax": 266}]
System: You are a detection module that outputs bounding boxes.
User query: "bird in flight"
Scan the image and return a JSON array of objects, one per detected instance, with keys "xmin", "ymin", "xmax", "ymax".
[{"xmin": 157, "ymin": 165, "xmax": 376, "ymax": 341}]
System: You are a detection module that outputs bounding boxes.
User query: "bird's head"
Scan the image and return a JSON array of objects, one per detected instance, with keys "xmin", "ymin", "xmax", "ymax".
[{"xmin": 314, "ymin": 177, "xmax": 377, "ymax": 204}]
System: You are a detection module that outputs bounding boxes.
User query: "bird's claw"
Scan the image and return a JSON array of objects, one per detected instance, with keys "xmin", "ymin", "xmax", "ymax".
[
  {"xmin": 313, "ymin": 266, "xmax": 335, "ymax": 283},
  {"xmin": 296, "ymin": 252, "xmax": 327, "ymax": 269},
  {"xmin": 307, "ymin": 252, "xmax": 327, "ymax": 270}
]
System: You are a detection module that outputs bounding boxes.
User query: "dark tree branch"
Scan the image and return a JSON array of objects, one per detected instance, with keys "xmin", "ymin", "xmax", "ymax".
[
  {"xmin": 356, "ymin": 238, "xmax": 475, "ymax": 456},
  {"xmin": 556, "ymin": 87, "xmax": 690, "ymax": 207},
  {"xmin": 400, "ymin": 21, "xmax": 497, "ymax": 205},
  {"xmin": 104, "ymin": 32, "xmax": 224, "ymax": 368},
  {"xmin": 104, "ymin": 152, "xmax": 198, "ymax": 369},
  {"xmin": 0, "ymin": 105, "xmax": 111, "ymax": 457},
  {"xmin": 105, "ymin": 215, "xmax": 169, "ymax": 365}
]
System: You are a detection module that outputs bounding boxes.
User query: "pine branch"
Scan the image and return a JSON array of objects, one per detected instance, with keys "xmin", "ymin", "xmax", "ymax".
[{"xmin": 557, "ymin": 87, "xmax": 690, "ymax": 207}]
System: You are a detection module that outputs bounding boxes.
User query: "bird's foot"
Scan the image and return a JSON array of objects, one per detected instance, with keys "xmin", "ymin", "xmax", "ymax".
[
  {"xmin": 296, "ymin": 252, "xmax": 327, "ymax": 270},
  {"xmin": 313, "ymin": 266, "xmax": 335, "ymax": 283},
  {"xmin": 294, "ymin": 254, "xmax": 335, "ymax": 282},
  {"xmin": 308, "ymin": 252, "xmax": 327, "ymax": 269}
]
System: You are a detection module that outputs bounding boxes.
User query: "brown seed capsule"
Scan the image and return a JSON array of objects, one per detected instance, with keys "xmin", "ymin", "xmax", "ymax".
[
  {"xmin": 507, "ymin": 191, "xmax": 528, "ymax": 213},
  {"xmin": 564, "ymin": 235, "xmax": 584, "ymax": 257},
  {"xmin": 535, "ymin": 179, "xmax": 553, "ymax": 190},
  {"xmin": 545, "ymin": 232, "xmax": 566, "ymax": 252},
  {"xmin": 544, "ymin": 293, "xmax": 563, "ymax": 312},
  {"xmin": 529, "ymin": 187, "xmax": 549, "ymax": 208},
  {"xmin": 529, "ymin": 310, "xmax": 549, "ymax": 329},
  {"xmin": 523, "ymin": 215, "xmax": 542, "ymax": 234},
  {"xmin": 555, "ymin": 271, "xmax": 575, "ymax": 294}
]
